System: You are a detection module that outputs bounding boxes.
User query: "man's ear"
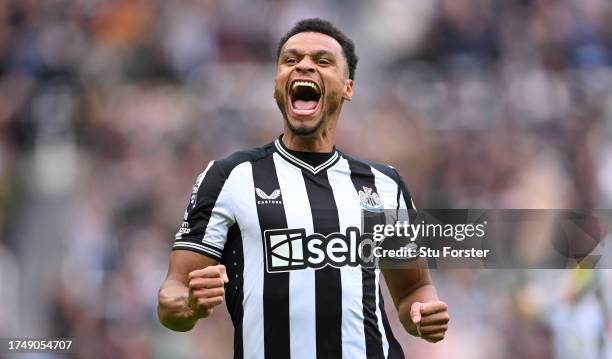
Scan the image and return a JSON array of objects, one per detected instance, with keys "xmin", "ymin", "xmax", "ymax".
[{"xmin": 342, "ymin": 79, "xmax": 354, "ymax": 101}]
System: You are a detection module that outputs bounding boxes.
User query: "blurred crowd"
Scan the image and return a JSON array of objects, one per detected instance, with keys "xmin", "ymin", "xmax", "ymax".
[{"xmin": 0, "ymin": 0, "xmax": 611, "ymax": 358}]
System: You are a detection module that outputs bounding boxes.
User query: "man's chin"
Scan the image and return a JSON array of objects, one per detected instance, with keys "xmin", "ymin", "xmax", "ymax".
[{"xmin": 286, "ymin": 117, "xmax": 324, "ymax": 137}]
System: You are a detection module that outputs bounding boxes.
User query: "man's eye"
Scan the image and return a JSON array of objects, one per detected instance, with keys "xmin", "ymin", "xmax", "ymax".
[
  {"xmin": 317, "ymin": 59, "xmax": 331, "ymax": 65},
  {"xmin": 286, "ymin": 58, "xmax": 297, "ymax": 64}
]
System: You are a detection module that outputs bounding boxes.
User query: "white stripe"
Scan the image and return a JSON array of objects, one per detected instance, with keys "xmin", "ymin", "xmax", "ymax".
[
  {"xmin": 374, "ymin": 270, "xmax": 389, "ymax": 358},
  {"xmin": 372, "ymin": 167, "xmax": 398, "ymax": 358},
  {"xmin": 327, "ymin": 157, "xmax": 368, "ymax": 359},
  {"xmin": 231, "ymin": 162, "xmax": 265, "ymax": 358},
  {"xmin": 273, "ymin": 153, "xmax": 317, "ymax": 359},
  {"xmin": 172, "ymin": 242, "xmax": 222, "ymax": 258},
  {"xmin": 274, "ymin": 139, "xmax": 339, "ymax": 174},
  {"xmin": 201, "ymin": 172, "xmax": 236, "ymax": 250},
  {"xmin": 372, "ymin": 166, "xmax": 402, "ymax": 232}
]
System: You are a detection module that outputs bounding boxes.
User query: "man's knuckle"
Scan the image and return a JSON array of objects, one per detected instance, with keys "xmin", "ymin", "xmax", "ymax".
[
  {"xmin": 208, "ymin": 267, "xmax": 220, "ymax": 276},
  {"xmin": 205, "ymin": 288, "xmax": 223, "ymax": 297},
  {"xmin": 195, "ymin": 287, "xmax": 206, "ymax": 295}
]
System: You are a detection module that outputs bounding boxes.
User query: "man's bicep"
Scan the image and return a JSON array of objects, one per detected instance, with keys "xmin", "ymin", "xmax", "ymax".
[
  {"xmin": 382, "ymin": 261, "xmax": 432, "ymax": 307},
  {"xmin": 166, "ymin": 250, "xmax": 219, "ymax": 284}
]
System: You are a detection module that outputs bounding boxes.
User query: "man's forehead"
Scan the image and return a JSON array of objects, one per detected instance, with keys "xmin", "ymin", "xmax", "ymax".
[{"xmin": 281, "ymin": 32, "xmax": 343, "ymax": 55}]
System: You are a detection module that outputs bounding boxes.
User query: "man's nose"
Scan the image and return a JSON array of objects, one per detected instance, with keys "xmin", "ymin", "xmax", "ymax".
[{"xmin": 296, "ymin": 57, "xmax": 315, "ymax": 73}]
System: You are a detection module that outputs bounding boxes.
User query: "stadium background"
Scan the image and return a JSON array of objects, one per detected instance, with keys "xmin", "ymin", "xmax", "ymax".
[{"xmin": 0, "ymin": 0, "xmax": 611, "ymax": 358}]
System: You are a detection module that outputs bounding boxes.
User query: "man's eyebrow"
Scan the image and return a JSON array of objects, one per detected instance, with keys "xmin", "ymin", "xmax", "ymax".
[
  {"xmin": 281, "ymin": 48, "xmax": 300, "ymax": 56},
  {"xmin": 312, "ymin": 50, "xmax": 335, "ymax": 58},
  {"xmin": 280, "ymin": 48, "xmax": 336, "ymax": 58}
]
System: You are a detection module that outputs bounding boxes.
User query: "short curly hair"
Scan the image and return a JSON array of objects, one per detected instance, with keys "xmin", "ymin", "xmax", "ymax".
[{"xmin": 276, "ymin": 18, "xmax": 359, "ymax": 80}]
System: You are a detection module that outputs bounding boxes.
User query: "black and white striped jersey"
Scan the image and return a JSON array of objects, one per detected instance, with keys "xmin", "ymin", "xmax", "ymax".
[{"xmin": 174, "ymin": 136, "xmax": 414, "ymax": 359}]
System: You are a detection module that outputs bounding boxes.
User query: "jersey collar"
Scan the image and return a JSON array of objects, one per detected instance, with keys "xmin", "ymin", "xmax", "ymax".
[{"xmin": 274, "ymin": 137, "xmax": 340, "ymax": 175}]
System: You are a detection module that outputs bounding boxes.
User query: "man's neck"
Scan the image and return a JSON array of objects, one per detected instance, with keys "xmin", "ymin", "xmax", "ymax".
[{"xmin": 282, "ymin": 127, "xmax": 336, "ymax": 153}]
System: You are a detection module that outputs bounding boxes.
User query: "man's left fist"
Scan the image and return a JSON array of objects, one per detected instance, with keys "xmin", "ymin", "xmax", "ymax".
[{"xmin": 410, "ymin": 300, "xmax": 449, "ymax": 343}]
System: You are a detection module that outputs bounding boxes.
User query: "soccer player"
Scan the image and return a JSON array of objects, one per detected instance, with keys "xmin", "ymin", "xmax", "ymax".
[{"xmin": 158, "ymin": 18, "xmax": 449, "ymax": 359}]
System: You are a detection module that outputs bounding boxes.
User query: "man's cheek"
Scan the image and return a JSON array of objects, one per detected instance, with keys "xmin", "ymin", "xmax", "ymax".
[{"xmin": 273, "ymin": 86, "xmax": 284, "ymax": 101}]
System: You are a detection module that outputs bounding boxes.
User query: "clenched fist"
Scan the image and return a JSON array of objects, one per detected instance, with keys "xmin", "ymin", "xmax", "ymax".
[
  {"xmin": 410, "ymin": 300, "xmax": 449, "ymax": 343},
  {"xmin": 187, "ymin": 265, "xmax": 229, "ymax": 319}
]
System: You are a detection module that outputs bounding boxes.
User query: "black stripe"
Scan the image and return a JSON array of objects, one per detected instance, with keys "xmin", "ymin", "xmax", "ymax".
[
  {"xmin": 379, "ymin": 287, "xmax": 405, "ymax": 359},
  {"xmin": 174, "ymin": 161, "xmax": 228, "ymax": 248},
  {"xmin": 301, "ymin": 170, "xmax": 343, "ymax": 359},
  {"xmin": 221, "ymin": 224, "xmax": 244, "ymax": 359},
  {"xmin": 252, "ymin": 155, "xmax": 290, "ymax": 359},
  {"xmin": 395, "ymin": 181, "xmax": 402, "ymax": 220},
  {"xmin": 388, "ymin": 166, "xmax": 413, "ymax": 211},
  {"xmin": 346, "ymin": 157, "xmax": 386, "ymax": 359}
]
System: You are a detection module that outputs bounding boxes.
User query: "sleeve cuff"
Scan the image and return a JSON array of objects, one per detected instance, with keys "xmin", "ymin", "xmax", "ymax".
[{"xmin": 172, "ymin": 241, "xmax": 223, "ymax": 261}]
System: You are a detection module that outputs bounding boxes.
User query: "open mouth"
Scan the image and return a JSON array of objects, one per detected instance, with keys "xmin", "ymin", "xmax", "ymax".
[{"xmin": 289, "ymin": 80, "xmax": 321, "ymax": 116}]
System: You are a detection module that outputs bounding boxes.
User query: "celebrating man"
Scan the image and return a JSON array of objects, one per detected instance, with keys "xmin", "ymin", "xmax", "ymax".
[{"xmin": 158, "ymin": 18, "xmax": 449, "ymax": 359}]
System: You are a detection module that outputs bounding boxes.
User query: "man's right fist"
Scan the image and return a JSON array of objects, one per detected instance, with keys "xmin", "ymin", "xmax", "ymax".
[{"xmin": 187, "ymin": 265, "xmax": 229, "ymax": 319}]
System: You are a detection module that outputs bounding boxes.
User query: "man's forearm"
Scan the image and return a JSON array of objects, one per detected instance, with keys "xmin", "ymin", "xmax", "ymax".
[
  {"xmin": 396, "ymin": 284, "xmax": 439, "ymax": 336},
  {"xmin": 157, "ymin": 279, "xmax": 199, "ymax": 332}
]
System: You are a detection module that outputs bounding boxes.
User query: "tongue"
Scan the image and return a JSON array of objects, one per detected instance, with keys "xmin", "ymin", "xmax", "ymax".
[{"xmin": 293, "ymin": 100, "xmax": 318, "ymax": 110}]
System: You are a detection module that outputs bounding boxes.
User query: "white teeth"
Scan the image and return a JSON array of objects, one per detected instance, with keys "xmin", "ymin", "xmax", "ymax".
[{"xmin": 291, "ymin": 80, "xmax": 320, "ymax": 94}]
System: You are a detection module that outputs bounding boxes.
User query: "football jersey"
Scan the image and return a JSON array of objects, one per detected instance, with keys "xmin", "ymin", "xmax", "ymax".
[{"xmin": 174, "ymin": 136, "xmax": 413, "ymax": 359}]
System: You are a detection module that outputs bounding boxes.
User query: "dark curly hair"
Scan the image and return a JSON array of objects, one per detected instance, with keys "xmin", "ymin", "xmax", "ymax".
[{"xmin": 276, "ymin": 18, "xmax": 359, "ymax": 80}]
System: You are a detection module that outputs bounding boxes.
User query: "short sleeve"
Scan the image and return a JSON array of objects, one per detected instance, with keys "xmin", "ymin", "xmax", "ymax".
[{"xmin": 173, "ymin": 160, "xmax": 236, "ymax": 261}]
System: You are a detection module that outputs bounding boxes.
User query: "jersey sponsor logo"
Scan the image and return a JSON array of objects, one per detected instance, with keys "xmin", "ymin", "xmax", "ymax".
[
  {"xmin": 177, "ymin": 221, "xmax": 191, "ymax": 235},
  {"xmin": 255, "ymin": 188, "xmax": 282, "ymax": 205},
  {"xmin": 263, "ymin": 227, "xmax": 378, "ymax": 272},
  {"xmin": 358, "ymin": 186, "xmax": 384, "ymax": 212},
  {"xmin": 175, "ymin": 220, "xmax": 191, "ymax": 239},
  {"xmin": 190, "ymin": 171, "xmax": 207, "ymax": 207}
]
